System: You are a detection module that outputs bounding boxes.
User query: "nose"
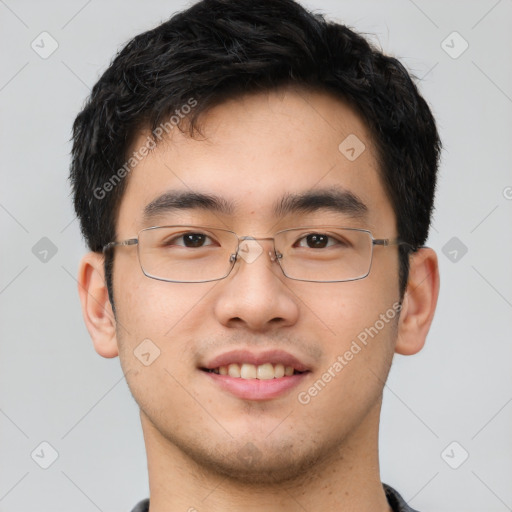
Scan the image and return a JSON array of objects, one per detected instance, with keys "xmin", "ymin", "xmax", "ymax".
[{"xmin": 213, "ymin": 238, "xmax": 299, "ymax": 331}]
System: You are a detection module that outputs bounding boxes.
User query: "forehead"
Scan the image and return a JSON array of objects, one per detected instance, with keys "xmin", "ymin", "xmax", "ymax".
[{"xmin": 116, "ymin": 87, "xmax": 394, "ymax": 234}]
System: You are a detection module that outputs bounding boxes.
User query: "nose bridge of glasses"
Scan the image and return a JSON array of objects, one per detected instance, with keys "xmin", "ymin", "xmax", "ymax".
[
  {"xmin": 238, "ymin": 235, "xmax": 275, "ymax": 242},
  {"xmin": 234, "ymin": 235, "xmax": 279, "ymax": 265}
]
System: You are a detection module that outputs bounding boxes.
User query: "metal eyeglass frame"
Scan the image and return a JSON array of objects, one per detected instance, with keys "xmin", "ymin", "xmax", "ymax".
[{"xmin": 102, "ymin": 225, "xmax": 413, "ymax": 283}]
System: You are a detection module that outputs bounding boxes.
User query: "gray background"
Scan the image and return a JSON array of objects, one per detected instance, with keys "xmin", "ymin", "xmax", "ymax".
[{"xmin": 1, "ymin": 0, "xmax": 511, "ymax": 511}]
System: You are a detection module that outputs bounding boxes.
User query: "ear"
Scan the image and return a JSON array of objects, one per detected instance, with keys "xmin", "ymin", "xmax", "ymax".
[
  {"xmin": 77, "ymin": 252, "xmax": 119, "ymax": 358},
  {"xmin": 395, "ymin": 247, "xmax": 440, "ymax": 355}
]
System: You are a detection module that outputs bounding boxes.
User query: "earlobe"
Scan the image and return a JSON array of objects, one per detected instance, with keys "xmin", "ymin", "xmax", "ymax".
[
  {"xmin": 395, "ymin": 248, "xmax": 440, "ymax": 356},
  {"xmin": 77, "ymin": 252, "xmax": 119, "ymax": 358}
]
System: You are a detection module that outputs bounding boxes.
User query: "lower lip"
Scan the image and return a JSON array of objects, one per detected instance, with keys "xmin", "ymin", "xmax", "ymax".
[{"xmin": 201, "ymin": 371, "xmax": 309, "ymax": 401}]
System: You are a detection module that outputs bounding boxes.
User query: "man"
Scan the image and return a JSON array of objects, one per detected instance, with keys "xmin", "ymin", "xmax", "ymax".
[{"xmin": 70, "ymin": 0, "xmax": 441, "ymax": 510}]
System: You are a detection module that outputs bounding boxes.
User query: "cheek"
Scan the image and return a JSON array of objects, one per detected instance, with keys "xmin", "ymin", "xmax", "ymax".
[
  {"xmin": 113, "ymin": 262, "xmax": 217, "ymax": 370},
  {"xmin": 292, "ymin": 272, "xmax": 399, "ymax": 338},
  {"xmin": 115, "ymin": 251, "xmax": 213, "ymax": 332},
  {"xmin": 292, "ymin": 279, "xmax": 399, "ymax": 395},
  {"xmin": 113, "ymin": 279, "xmax": 217, "ymax": 420},
  {"xmin": 293, "ymin": 283, "xmax": 398, "ymax": 431}
]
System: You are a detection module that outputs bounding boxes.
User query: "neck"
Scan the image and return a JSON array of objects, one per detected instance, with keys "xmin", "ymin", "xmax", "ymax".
[{"xmin": 141, "ymin": 401, "xmax": 392, "ymax": 512}]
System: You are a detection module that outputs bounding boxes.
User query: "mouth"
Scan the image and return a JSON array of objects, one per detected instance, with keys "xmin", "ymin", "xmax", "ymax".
[
  {"xmin": 202, "ymin": 363, "xmax": 306, "ymax": 378},
  {"xmin": 199, "ymin": 349, "xmax": 312, "ymax": 401}
]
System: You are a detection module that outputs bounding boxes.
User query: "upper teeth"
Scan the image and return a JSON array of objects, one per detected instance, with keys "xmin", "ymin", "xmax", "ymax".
[{"xmin": 212, "ymin": 363, "xmax": 296, "ymax": 379}]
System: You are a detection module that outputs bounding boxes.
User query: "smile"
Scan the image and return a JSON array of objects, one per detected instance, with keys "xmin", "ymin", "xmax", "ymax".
[
  {"xmin": 202, "ymin": 362, "xmax": 305, "ymax": 379},
  {"xmin": 199, "ymin": 349, "xmax": 312, "ymax": 401}
]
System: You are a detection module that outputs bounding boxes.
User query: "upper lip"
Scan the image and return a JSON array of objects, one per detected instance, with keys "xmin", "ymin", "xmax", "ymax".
[{"xmin": 200, "ymin": 349, "xmax": 312, "ymax": 373}]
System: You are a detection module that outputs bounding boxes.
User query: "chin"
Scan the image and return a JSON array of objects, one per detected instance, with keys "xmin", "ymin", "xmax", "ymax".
[{"xmin": 178, "ymin": 436, "xmax": 332, "ymax": 486}]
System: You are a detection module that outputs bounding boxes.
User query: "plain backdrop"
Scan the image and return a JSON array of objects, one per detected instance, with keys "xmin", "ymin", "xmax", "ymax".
[{"xmin": 1, "ymin": 1, "xmax": 511, "ymax": 511}]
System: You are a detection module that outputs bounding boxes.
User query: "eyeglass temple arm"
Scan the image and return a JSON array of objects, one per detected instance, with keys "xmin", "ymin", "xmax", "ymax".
[
  {"xmin": 373, "ymin": 238, "xmax": 417, "ymax": 250},
  {"xmin": 102, "ymin": 238, "xmax": 138, "ymax": 253}
]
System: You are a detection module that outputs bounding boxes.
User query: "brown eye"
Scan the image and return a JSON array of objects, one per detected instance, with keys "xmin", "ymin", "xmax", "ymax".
[
  {"xmin": 296, "ymin": 233, "xmax": 337, "ymax": 249},
  {"xmin": 162, "ymin": 232, "xmax": 214, "ymax": 248},
  {"xmin": 182, "ymin": 233, "xmax": 207, "ymax": 247},
  {"xmin": 305, "ymin": 234, "xmax": 328, "ymax": 248},
  {"xmin": 294, "ymin": 232, "xmax": 351, "ymax": 250}
]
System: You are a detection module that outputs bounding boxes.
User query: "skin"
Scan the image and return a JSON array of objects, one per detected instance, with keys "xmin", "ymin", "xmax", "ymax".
[{"xmin": 78, "ymin": 86, "xmax": 439, "ymax": 512}]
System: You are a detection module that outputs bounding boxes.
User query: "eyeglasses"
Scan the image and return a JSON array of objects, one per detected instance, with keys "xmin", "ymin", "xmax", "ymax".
[{"xmin": 102, "ymin": 225, "xmax": 411, "ymax": 283}]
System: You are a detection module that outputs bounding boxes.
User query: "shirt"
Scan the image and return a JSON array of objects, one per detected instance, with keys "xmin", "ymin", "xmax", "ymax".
[{"xmin": 130, "ymin": 483, "xmax": 419, "ymax": 511}]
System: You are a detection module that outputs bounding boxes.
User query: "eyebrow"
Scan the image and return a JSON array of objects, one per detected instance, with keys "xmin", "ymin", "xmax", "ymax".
[
  {"xmin": 143, "ymin": 191, "xmax": 235, "ymax": 222},
  {"xmin": 273, "ymin": 187, "xmax": 368, "ymax": 219},
  {"xmin": 142, "ymin": 187, "xmax": 367, "ymax": 223}
]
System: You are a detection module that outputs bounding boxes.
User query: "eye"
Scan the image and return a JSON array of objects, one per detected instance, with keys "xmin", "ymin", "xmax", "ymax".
[
  {"xmin": 295, "ymin": 233, "xmax": 342, "ymax": 249},
  {"xmin": 164, "ymin": 232, "xmax": 215, "ymax": 248}
]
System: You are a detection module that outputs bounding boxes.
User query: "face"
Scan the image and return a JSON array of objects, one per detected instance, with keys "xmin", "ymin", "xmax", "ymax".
[{"xmin": 111, "ymin": 87, "xmax": 402, "ymax": 483}]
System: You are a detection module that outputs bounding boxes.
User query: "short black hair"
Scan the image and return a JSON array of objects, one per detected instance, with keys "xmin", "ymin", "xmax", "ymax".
[{"xmin": 70, "ymin": 0, "xmax": 441, "ymax": 311}]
